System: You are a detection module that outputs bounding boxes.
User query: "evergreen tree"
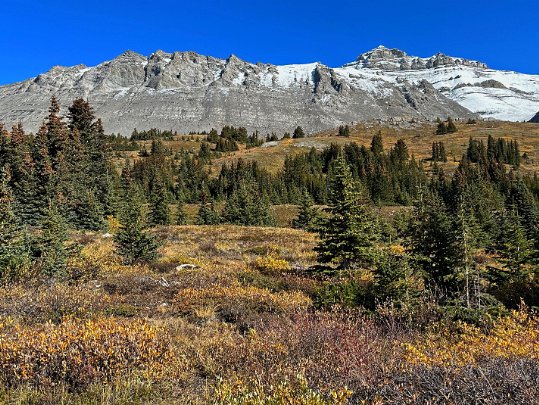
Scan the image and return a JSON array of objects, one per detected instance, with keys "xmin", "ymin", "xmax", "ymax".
[
  {"xmin": 315, "ymin": 155, "xmax": 379, "ymax": 270},
  {"xmin": 114, "ymin": 186, "xmax": 158, "ymax": 264},
  {"xmin": 436, "ymin": 118, "xmax": 448, "ymax": 135},
  {"xmin": 36, "ymin": 201, "xmax": 69, "ymax": 278},
  {"xmin": 408, "ymin": 190, "xmax": 458, "ymax": 290},
  {"xmin": 292, "ymin": 189, "xmax": 318, "ymax": 231},
  {"xmin": 292, "ymin": 126, "xmax": 305, "ymax": 139},
  {"xmin": 0, "ymin": 168, "xmax": 31, "ymax": 281},
  {"xmin": 222, "ymin": 181, "xmax": 274, "ymax": 226},
  {"xmin": 446, "ymin": 117, "xmax": 458, "ymax": 133},
  {"xmin": 498, "ymin": 207, "xmax": 533, "ymax": 274},
  {"xmin": 150, "ymin": 178, "xmax": 171, "ymax": 226},
  {"xmin": 370, "ymin": 131, "xmax": 384, "ymax": 155},
  {"xmin": 73, "ymin": 188, "xmax": 106, "ymax": 231},
  {"xmin": 196, "ymin": 192, "xmax": 221, "ymax": 225},
  {"xmin": 176, "ymin": 198, "xmax": 188, "ymax": 225}
]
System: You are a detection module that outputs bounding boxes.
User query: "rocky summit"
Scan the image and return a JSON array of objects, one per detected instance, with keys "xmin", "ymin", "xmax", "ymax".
[{"xmin": 1, "ymin": 46, "xmax": 538, "ymax": 135}]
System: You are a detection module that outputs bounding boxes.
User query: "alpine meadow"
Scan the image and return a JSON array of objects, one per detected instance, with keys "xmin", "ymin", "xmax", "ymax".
[{"xmin": 1, "ymin": 1, "xmax": 539, "ymax": 403}]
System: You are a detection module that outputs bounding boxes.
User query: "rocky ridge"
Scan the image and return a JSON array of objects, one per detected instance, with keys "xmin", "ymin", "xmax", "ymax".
[{"xmin": 0, "ymin": 46, "xmax": 537, "ymax": 135}]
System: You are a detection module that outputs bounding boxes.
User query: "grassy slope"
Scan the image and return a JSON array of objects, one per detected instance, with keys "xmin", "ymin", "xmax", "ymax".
[{"xmin": 210, "ymin": 121, "xmax": 539, "ymax": 175}]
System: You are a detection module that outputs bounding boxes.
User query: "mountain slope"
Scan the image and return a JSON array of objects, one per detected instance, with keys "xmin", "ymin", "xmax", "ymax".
[{"xmin": 0, "ymin": 46, "xmax": 537, "ymax": 135}]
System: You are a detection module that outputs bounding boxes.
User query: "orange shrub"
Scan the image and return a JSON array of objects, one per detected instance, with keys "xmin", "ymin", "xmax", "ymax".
[{"xmin": 0, "ymin": 317, "xmax": 170, "ymax": 388}]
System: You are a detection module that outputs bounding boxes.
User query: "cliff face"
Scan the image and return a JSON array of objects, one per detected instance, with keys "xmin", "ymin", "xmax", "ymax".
[{"xmin": 1, "ymin": 46, "xmax": 537, "ymax": 135}]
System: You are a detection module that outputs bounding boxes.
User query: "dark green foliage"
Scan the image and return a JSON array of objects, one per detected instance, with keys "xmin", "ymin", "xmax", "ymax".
[
  {"xmin": 72, "ymin": 189, "xmax": 106, "ymax": 231},
  {"xmin": 408, "ymin": 191, "xmax": 459, "ymax": 289},
  {"xmin": 150, "ymin": 178, "xmax": 171, "ymax": 226},
  {"xmin": 431, "ymin": 141, "xmax": 447, "ymax": 162},
  {"xmin": 370, "ymin": 131, "xmax": 384, "ymax": 155},
  {"xmin": 0, "ymin": 169, "xmax": 32, "ymax": 281},
  {"xmin": 446, "ymin": 117, "xmax": 458, "ymax": 133},
  {"xmin": 222, "ymin": 181, "xmax": 274, "ymax": 226},
  {"xmin": 114, "ymin": 186, "xmax": 158, "ymax": 265},
  {"xmin": 292, "ymin": 126, "xmax": 305, "ymax": 139},
  {"xmin": 130, "ymin": 128, "xmax": 175, "ymax": 141},
  {"xmin": 436, "ymin": 117, "xmax": 458, "ymax": 134},
  {"xmin": 195, "ymin": 200, "xmax": 221, "ymax": 225},
  {"xmin": 338, "ymin": 125, "xmax": 350, "ymax": 137},
  {"xmin": 375, "ymin": 248, "xmax": 422, "ymax": 311},
  {"xmin": 36, "ymin": 202, "xmax": 69, "ymax": 278},
  {"xmin": 198, "ymin": 142, "xmax": 212, "ymax": 161},
  {"xmin": 176, "ymin": 198, "xmax": 188, "ymax": 225},
  {"xmin": 315, "ymin": 155, "xmax": 379, "ymax": 270},
  {"xmin": 292, "ymin": 189, "xmax": 318, "ymax": 231},
  {"xmin": 497, "ymin": 208, "xmax": 534, "ymax": 274}
]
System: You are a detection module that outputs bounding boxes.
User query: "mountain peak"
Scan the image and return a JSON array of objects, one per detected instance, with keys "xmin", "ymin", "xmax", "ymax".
[{"xmin": 348, "ymin": 46, "xmax": 487, "ymax": 71}]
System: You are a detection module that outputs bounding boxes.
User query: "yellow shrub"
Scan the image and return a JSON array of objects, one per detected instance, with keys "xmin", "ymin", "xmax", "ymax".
[
  {"xmin": 214, "ymin": 374, "xmax": 352, "ymax": 404},
  {"xmin": 252, "ymin": 255, "xmax": 291, "ymax": 275},
  {"xmin": 402, "ymin": 310, "xmax": 539, "ymax": 367},
  {"xmin": 174, "ymin": 285, "xmax": 311, "ymax": 317},
  {"xmin": 0, "ymin": 317, "xmax": 170, "ymax": 388}
]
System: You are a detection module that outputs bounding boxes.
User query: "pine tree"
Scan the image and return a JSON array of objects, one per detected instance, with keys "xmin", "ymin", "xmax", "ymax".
[
  {"xmin": 222, "ymin": 181, "xmax": 274, "ymax": 226},
  {"xmin": 36, "ymin": 201, "xmax": 69, "ymax": 278},
  {"xmin": 436, "ymin": 118, "xmax": 448, "ymax": 135},
  {"xmin": 292, "ymin": 126, "xmax": 305, "ymax": 139},
  {"xmin": 176, "ymin": 198, "xmax": 188, "ymax": 225},
  {"xmin": 196, "ymin": 192, "xmax": 221, "ymax": 225},
  {"xmin": 114, "ymin": 186, "xmax": 158, "ymax": 264},
  {"xmin": 315, "ymin": 155, "xmax": 379, "ymax": 270},
  {"xmin": 292, "ymin": 189, "xmax": 318, "ymax": 231},
  {"xmin": 0, "ymin": 168, "xmax": 31, "ymax": 281},
  {"xmin": 150, "ymin": 178, "xmax": 171, "ymax": 226},
  {"xmin": 446, "ymin": 117, "xmax": 458, "ymax": 133},
  {"xmin": 408, "ymin": 190, "xmax": 458, "ymax": 290},
  {"xmin": 498, "ymin": 207, "xmax": 533, "ymax": 275},
  {"xmin": 371, "ymin": 131, "xmax": 384, "ymax": 155},
  {"xmin": 73, "ymin": 188, "xmax": 106, "ymax": 231}
]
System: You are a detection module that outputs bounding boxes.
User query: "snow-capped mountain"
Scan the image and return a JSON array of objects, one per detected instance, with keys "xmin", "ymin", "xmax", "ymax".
[{"xmin": 0, "ymin": 46, "xmax": 537, "ymax": 135}]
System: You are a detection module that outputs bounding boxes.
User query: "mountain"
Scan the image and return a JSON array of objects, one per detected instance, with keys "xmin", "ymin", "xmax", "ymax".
[
  {"xmin": 1, "ymin": 46, "xmax": 538, "ymax": 135},
  {"xmin": 529, "ymin": 111, "xmax": 539, "ymax": 123}
]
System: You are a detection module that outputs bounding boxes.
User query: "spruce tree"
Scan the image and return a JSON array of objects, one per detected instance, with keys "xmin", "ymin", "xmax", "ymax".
[
  {"xmin": 222, "ymin": 181, "xmax": 274, "ymax": 226},
  {"xmin": 292, "ymin": 126, "xmax": 305, "ymax": 139},
  {"xmin": 176, "ymin": 198, "xmax": 188, "ymax": 225},
  {"xmin": 195, "ymin": 193, "xmax": 221, "ymax": 225},
  {"xmin": 150, "ymin": 178, "xmax": 171, "ymax": 226},
  {"xmin": 36, "ymin": 201, "xmax": 69, "ymax": 279},
  {"xmin": 498, "ymin": 207, "xmax": 533, "ymax": 275},
  {"xmin": 114, "ymin": 186, "xmax": 158, "ymax": 264},
  {"xmin": 370, "ymin": 131, "xmax": 384, "ymax": 155},
  {"xmin": 73, "ymin": 188, "xmax": 106, "ymax": 231},
  {"xmin": 292, "ymin": 189, "xmax": 318, "ymax": 231},
  {"xmin": 446, "ymin": 117, "xmax": 458, "ymax": 133},
  {"xmin": 0, "ymin": 168, "xmax": 31, "ymax": 281},
  {"xmin": 315, "ymin": 155, "xmax": 379, "ymax": 270}
]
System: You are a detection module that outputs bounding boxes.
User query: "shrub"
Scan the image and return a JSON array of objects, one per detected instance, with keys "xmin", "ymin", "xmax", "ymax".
[
  {"xmin": 0, "ymin": 317, "xmax": 169, "ymax": 389},
  {"xmin": 174, "ymin": 285, "xmax": 311, "ymax": 323},
  {"xmin": 214, "ymin": 374, "xmax": 351, "ymax": 404},
  {"xmin": 402, "ymin": 309, "xmax": 539, "ymax": 367},
  {"xmin": 252, "ymin": 255, "xmax": 291, "ymax": 275}
]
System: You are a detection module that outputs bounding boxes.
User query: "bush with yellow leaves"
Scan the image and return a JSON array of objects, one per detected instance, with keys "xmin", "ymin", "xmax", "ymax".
[
  {"xmin": 251, "ymin": 254, "xmax": 292, "ymax": 275},
  {"xmin": 402, "ymin": 309, "xmax": 539, "ymax": 367},
  {"xmin": 214, "ymin": 374, "xmax": 352, "ymax": 405},
  {"xmin": 174, "ymin": 285, "xmax": 311, "ymax": 322},
  {"xmin": 0, "ymin": 317, "xmax": 169, "ymax": 389}
]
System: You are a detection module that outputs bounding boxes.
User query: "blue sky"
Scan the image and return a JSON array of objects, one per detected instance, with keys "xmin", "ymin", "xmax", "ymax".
[{"xmin": 1, "ymin": 0, "xmax": 538, "ymax": 84}]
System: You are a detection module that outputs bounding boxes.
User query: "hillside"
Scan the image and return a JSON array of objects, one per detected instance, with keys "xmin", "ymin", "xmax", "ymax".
[{"xmin": 147, "ymin": 121, "xmax": 539, "ymax": 176}]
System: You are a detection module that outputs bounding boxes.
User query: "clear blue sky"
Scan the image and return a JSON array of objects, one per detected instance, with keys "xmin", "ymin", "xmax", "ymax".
[{"xmin": 1, "ymin": 0, "xmax": 538, "ymax": 85}]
